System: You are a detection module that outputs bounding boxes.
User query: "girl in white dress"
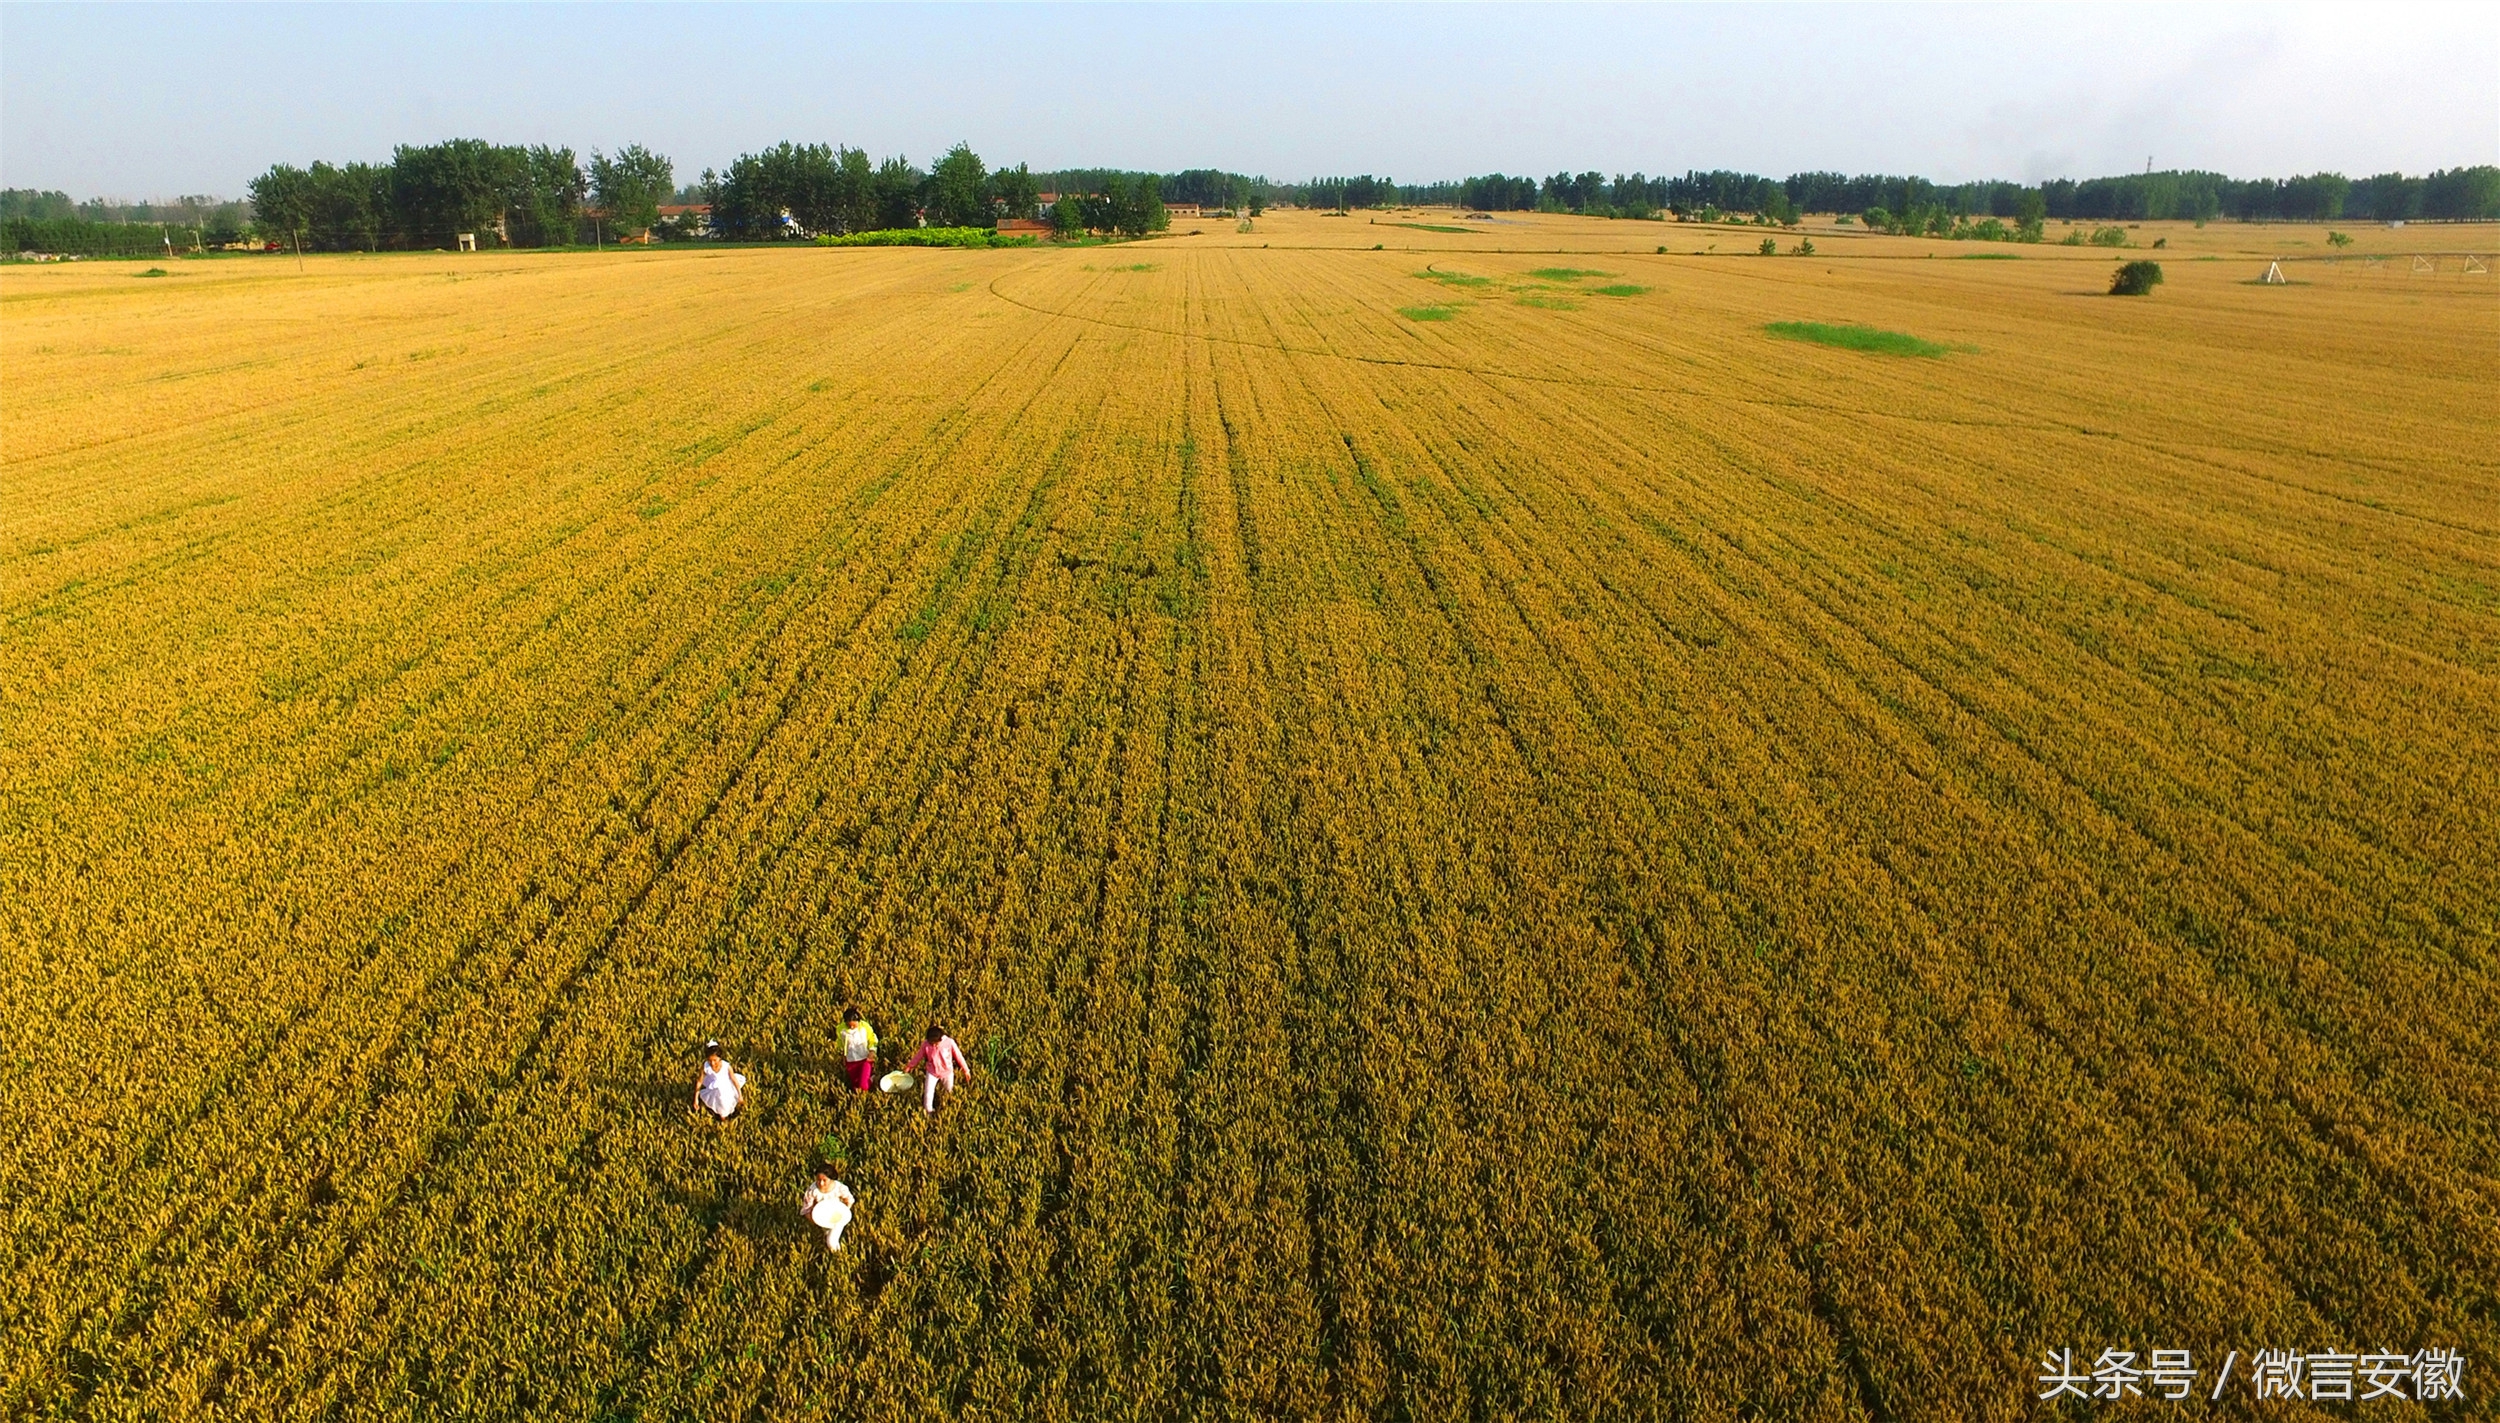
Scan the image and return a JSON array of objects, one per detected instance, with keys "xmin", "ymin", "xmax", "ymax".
[
  {"xmin": 800, "ymin": 1165, "xmax": 855, "ymax": 1251},
  {"xmin": 694, "ymin": 1040, "xmax": 746, "ymax": 1122}
]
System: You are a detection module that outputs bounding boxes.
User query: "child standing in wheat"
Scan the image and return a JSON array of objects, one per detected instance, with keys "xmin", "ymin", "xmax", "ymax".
[
  {"xmin": 694, "ymin": 1040, "xmax": 746, "ymax": 1122},
  {"xmin": 837, "ymin": 1007, "xmax": 880, "ymax": 1094},
  {"xmin": 902, "ymin": 1023, "xmax": 971, "ymax": 1115},
  {"xmin": 800, "ymin": 1164, "xmax": 855, "ymax": 1251}
]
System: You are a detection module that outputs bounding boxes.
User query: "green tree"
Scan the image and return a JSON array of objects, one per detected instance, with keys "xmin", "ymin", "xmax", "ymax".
[
  {"xmin": 2357, "ymin": 172, "xmax": 2422, "ymax": 221},
  {"xmin": 1055, "ymin": 190, "xmax": 1095, "ymax": 237},
  {"xmin": 712, "ymin": 142, "xmax": 866, "ymax": 238},
  {"xmin": 926, "ymin": 143, "xmax": 991, "ymax": 227},
  {"xmin": 309, "ymin": 161, "xmax": 390, "ymax": 251},
  {"xmin": 1128, "ymin": 175, "xmax": 1168, "ymax": 236},
  {"xmin": 0, "ymin": 189, "xmax": 76, "ymax": 221},
  {"xmin": 2421, "ymin": 165, "xmax": 2500, "ymax": 220},
  {"xmin": 591, "ymin": 144, "xmax": 673, "ymax": 238},
  {"xmin": 2014, "ymin": 188, "xmax": 2047, "ymax": 241},
  {"xmin": 873, "ymin": 157, "xmax": 923, "ymax": 229},
  {"xmin": 992, "ymin": 163, "xmax": 1040, "ymax": 221},
  {"xmin": 2280, "ymin": 172, "xmax": 2350, "ymax": 222},
  {"xmin": 507, "ymin": 146, "xmax": 585, "ymax": 246},
  {"xmin": 1097, "ymin": 175, "xmax": 1134, "ymax": 236},
  {"xmin": 783, "ymin": 143, "xmax": 840, "ymax": 235},
  {"xmin": 711, "ymin": 149, "xmax": 787, "ymax": 240},
  {"xmin": 391, "ymin": 138, "xmax": 514, "ymax": 247},
  {"xmin": 247, "ymin": 164, "xmax": 314, "ymax": 247},
  {"xmin": 2109, "ymin": 259, "xmax": 2163, "ymax": 295},
  {"xmin": 833, "ymin": 147, "xmax": 878, "ymax": 234}
]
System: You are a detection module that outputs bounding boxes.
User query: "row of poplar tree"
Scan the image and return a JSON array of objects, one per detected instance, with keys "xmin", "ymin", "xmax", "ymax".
[
  {"xmin": 1406, "ymin": 166, "xmax": 2500, "ymax": 224},
  {"xmin": 245, "ymin": 138, "xmax": 1180, "ymax": 252},
  {"xmin": 713, "ymin": 142, "xmax": 1026, "ymax": 238},
  {"xmin": 248, "ymin": 140, "xmax": 674, "ymax": 252},
  {"xmin": 707, "ymin": 142, "xmax": 1173, "ymax": 239}
]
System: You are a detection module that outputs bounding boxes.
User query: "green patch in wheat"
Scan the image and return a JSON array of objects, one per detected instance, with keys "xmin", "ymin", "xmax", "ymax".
[{"xmin": 1764, "ymin": 321, "xmax": 1953, "ymax": 357}]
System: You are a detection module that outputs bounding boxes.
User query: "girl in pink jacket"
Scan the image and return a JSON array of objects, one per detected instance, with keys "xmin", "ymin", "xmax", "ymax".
[{"xmin": 902, "ymin": 1024, "xmax": 971, "ymax": 1114}]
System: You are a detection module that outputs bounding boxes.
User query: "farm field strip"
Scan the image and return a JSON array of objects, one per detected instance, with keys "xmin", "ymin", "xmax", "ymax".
[
  {"xmin": 994, "ymin": 250, "xmax": 2500, "ymax": 545},
  {"xmin": 5, "ymin": 232, "xmax": 2495, "ymax": 1419}
]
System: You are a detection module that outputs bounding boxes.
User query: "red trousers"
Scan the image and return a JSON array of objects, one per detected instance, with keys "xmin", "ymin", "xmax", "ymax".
[{"xmin": 846, "ymin": 1058, "xmax": 877, "ymax": 1092}]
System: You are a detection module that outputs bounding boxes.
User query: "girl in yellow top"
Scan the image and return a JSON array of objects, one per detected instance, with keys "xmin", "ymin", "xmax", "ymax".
[{"xmin": 837, "ymin": 1007, "xmax": 879, "ymax": 1093}]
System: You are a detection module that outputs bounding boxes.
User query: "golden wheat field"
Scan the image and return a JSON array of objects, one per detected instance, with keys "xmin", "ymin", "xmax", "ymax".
[{"xmin": 4, "ymin": 213, "xmax": 2496, "ymax": 1421}]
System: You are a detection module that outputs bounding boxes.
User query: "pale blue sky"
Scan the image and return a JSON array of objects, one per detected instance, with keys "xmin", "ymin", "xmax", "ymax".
[{"xmin": 4, "ymin": 3, "xmax": 2494, "ymax": 200}]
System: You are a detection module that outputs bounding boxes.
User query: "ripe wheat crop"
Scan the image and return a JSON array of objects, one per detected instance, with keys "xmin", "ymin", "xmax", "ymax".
[{"xmin": 4, "ymin": 226, "xmax": 2495, "ymax": 1420}]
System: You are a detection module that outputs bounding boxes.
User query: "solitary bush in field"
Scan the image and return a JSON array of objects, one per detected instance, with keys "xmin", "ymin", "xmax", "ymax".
[
  {"xmin": 2089, "ymin": 226, "xmax": 2130, "ymax": 247},
  {"xmin": 1759, "ymin": 238, "xmax": 1777, "ymax": 255},
  {"xmin": 2110, "ymin": 260, "xmax": 2164, "ymax": 296}
]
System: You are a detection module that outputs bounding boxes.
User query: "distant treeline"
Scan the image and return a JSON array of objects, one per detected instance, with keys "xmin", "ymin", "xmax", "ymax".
[
  {"xmin": 2, "ymin": 188, "xmax": 257, "ymax": 255},
  {"xmin": 238, "ymin": 140, "xmax": 673, "ymax": 252},
  {"xmin": 1037, "ymin": 168, "xmax": 1260, "ymax": 214},
  {"xmin": 14, "ymin": 153, "xmax": 2497, "ymax": 258},
  {"xmin": 1047, "ymin": 177, "xmax": 1174, "ymax": 238},
  {"xmin": 703, "ymin": 144, "xmax": 1175, "ymax": 238},
  {"xmin": 1, "ymin": 215, "xmax": 191, "ymax": 257},
  {"xmin": 3, "ymin": 188, "xmax": 254, "ymax": 235},
  {"xmin": 1366, "ymin": 166, "xmax": 2500, "ymax": 223},
  {"xmin": 705, "ymin": 143, "xmax": 1053, "ymax": 239},
  {"xmin": 233, "ymin": 139, "xmax": 1159, "ymax": 250}
]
